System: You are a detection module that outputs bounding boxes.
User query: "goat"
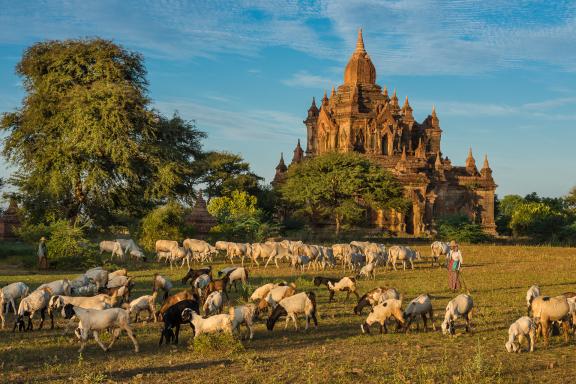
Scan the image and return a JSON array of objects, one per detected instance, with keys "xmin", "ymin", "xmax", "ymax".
[
  {"xmin": 203, "ymin": 276, "xmax": 230, "ymax": 303},
  {"xmin": 182, "ymin": 310, "xmax": 234, "ymax": 337},
  {"xmin": 203, "ymin": 291, "xmax": 224, "ymax": 316},
  {"xmin": 63, "ymin": 304, "xmax": 139, "ymax": 353},
  {"xmin": 1, "ymin": 282, "xmax": 30, "ymax": 329},
  {"xmin": 361, "ymin": 298, "xmax": 405, "ymax": 334},
  {"xmin": 358, "ymin": 262, "xmax": 376, "ymax": 280},
  {"xmin": 48, "ymin": 294, "xmax": 114, "ymax": 334},
  {"xmin": 403, "ymin": 294, "xmax": 435, "ymax": 332},
  {"xmin": 122, "ymin": 292, "xmax": 158, "ymax": 322},
  {"xmin": 153, "ymin": 273, "xmax": 173, "ymax": 301},
  {"xmin": 37, "ymin": 279, "xmax": 72, "ymax": 296},
  {"xmin": 526, "ymin": 285, "xmax": 540, "ymax": 316},
  {"xmin": 157, "ymin": 290, "xmax": 196, "ymax": 321},
  {"xmin": 266, "ymin": 292, "xmax": 317, "ymax": 331},
  {"xmin": 441, "ymin": 294, "xmax": 474, "ymax": 335},
  {"xmin": 326, "ymin": 277, "xmax": 360, "ymax": 302},
  {"xmin": 257, "ymin": 283, "xmax": 297, "ymax": 313},
  {"xmin": 182, "ymin": 266, "xmax": 212, "ymax": 285},
  {"xmin": 13, "ymin": 288, "xmax": 53, "ymax": 332},
  {"xmin": 354, "ymin": 287, "xmax": 400, "ymax": 315},
  {"xmin": 159, "ymin": 299, "xmax": 200, "ymax": 345},
  {"xmin": 506, "ymin": 316, "xmax": 535, "ymax": 353},
  {"xmin": 229, "ymin": 304, "xmax": 257, "ymax": 340}
]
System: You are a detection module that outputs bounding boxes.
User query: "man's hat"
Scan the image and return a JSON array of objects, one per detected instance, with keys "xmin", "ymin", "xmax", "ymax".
[
  {"xmin": 40, "ymin": 236, "xmax": 46, "ymax": 241},
  {"xmin": 450, "ymin": 240, "xmax": 458, "ymax": 247}
]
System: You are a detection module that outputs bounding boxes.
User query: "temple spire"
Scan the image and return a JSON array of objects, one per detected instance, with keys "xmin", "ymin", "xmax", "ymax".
[
  {"xmin": 291, "ymin": 139, "xmax": 304, "ymax": 164},
  {"xmin": 482, "ymin": 154, "xmax": 490, "ymax": 169},
  {"xmin": 383, "ymin": 86, "xmax": 388, "ymax": 98},
  {"xmin": 356, "ymin": 28, "xmax": 366, "ymax": 53},
  {"xmin": 466, "ymin": 147, "xmax": 477, "ymax": 174},
  {"xmin": 275, "ymin": 152, "xmax": 287, "ymax": 171},
  {"xmin": 321, "ymin": 90, "xmax": 328, "ymax": 106},
  {"xmin": 330, "ymin": 86, "xmax": 336, "ymax": 99},
  {"xmin": 481, "ymin": 154, "xmax": 493, "ymax": 179}
]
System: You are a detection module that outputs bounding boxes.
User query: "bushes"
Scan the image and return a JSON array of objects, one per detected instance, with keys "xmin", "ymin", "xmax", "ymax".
[
  {"xmin": 437, "ymin": 215, "xmax": 492, "ymax": 244},
  {"xmin": 139, "ymin": 201, "xmax": 190, "ymax": 251}
]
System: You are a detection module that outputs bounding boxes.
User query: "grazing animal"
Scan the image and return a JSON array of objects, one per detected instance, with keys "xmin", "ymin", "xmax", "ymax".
[
  {"xmin": 506, "ymin": 316, "xmax": 535, "ymax": 353},
  {"xmin": 441, "ymin": 294, "xmax": 474, "ymax": 335},
  {"xmin": 84, "ymin": 267, "xmax": 108, "ymax": 290},
  {"xmin": 183, "ymin": 238, "xmax": 217, "ymax": 263},
  {"xmin": 250, "ymin": 283, "xmax": 281, "ymax": 302},
  {"xmin": 203, "ymin": 276, "xmax": 230, "ymax": 303},
  {"xmin": 222, "ymin": 267, "xmax": 249, "ymax": 292},
  {"xmin": 526, "ymin": 285, "xmax": 540, "ymax": 316},
  {"xmin": 358, "ymin": 262, "xmax": 376, "ymax": 280},
  {"xmin": 353, "ymin": 287, "xmax": 400, "ymax": 315},
  {"xmin": 291, "ymin": 255, "xmax": 311, "ymax": 271},
  {"xmin": 182, "ymin": 310, "xmax": 234, "ymax": 337},
  {"xmin": 530, "ymin": 295, "xmax": 571, "ymax": 347},
  {"xmin": 108, "ymin": 269, "xmax": 128, "ymax": 279},
  {"xmin": 37, "ymin": 279, "xmax": 72, "ymax": 296},
  {"xmin": 387, "ymin": 245, "xmax": 421, "ymax": 270},
  {"xmin": 203, "ymin": 291, "xmax": 224, "ymax": 316},
  {"xmin": 360, "ymin": 298, "xmax": 405, "ymax": 334},
  {"xmin": 266, "ymin": 292, "xmax": 318, "ymax": 331},
  {"xmin": 229, "ymin": 304, "xmax": 257, "ymax": 340},
  {"xmin": 182, "ymin": 266, "xmax": 212, "ymax": 285},
  {"xmin": 257, "ymin": 284, "xmax": 297, "ymax": 312},
  {"xmin": 13, "ymin": 288, "xmax": 54, "ymax": 332},
  {"xmin": 153, "ymin": 274, "xmax": 173, "ymax": 301},
  {"xmin": 116, "ymin": 239, "xmax": 145, "ymax": 261},
  {"xmin": 49, "ymin": 294, "xmax": 114, "ymax": 334},
  {"xmin": 403, "ymin": 294, "xmax": 435, "ymax": 332},
  {"xmin": 99, "ymin": 240, "xmax": 125, "ymax": 261},
  {"xmin": 326, "ymin": 277, "xmax": 360, "ymax": 302},
  {"xmin": 123, "ymin": 292, "xmax": 158, "ymax": 322},
  {"xmin": 157, "ymin": 290, "xmax": 195, "ymax": 320},
  {"xmin": 430, "ymin": 241, "xmax": 450, "ymax": 268},
  {"xmin": 193, "ymin": 274, "xmax": 212, "ymax": 301},
  {"xmin": 1, "ymin": 282, "xmax": 30, "ymax": 329},
  {"xmin": 158, "ymin": 299, "xmax": 200, "ymax": 345},
  {"xmin": 63, "ymin": 304, "xmax": 139, "ymax": 353}
]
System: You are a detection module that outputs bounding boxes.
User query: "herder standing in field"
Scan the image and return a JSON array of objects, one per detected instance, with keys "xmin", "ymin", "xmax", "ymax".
[
  {"xmin": 38, "ymin": 236, "xmax": 48, "ymax": 270},
  {"xmin": 447, "ymin": 240, "xmax": 462, "ymax": 292}
]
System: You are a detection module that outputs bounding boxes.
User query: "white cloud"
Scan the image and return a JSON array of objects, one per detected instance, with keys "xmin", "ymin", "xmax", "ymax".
[
  {"xmin": 282, "ymin": 70, "xmax": 337, "ymax": 89},
  {"xmin": 2, "ymin": 1, "xmax": 576, "ymax": 74}
]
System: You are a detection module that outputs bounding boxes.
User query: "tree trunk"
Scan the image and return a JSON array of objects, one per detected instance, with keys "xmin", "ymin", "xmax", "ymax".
[{"xmin": 335, "ymin": 215, "xmax": 341, "ymax": 234}]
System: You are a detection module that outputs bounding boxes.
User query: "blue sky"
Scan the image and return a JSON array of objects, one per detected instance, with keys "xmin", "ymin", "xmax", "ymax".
[{"xmin": 1, "ymin": 0, "xmax": 575, "ymax": 197}]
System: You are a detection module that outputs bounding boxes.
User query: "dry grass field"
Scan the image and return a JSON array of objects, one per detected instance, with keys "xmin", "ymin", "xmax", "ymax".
[{"xmin": 1, "ymin": 244, "xmax": 576, "ymax": 384}]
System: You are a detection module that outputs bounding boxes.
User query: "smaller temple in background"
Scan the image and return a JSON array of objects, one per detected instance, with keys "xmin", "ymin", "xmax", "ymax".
[
  {"xmin": 0, "ymin": 199, "xmax": 21, "ymax": 240},
  {"xmin": 185, "ymin": 191, "xmax": 217, "ymax": 236}
]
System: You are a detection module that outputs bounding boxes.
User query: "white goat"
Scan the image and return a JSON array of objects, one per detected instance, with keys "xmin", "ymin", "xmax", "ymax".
[
  {"xmin": 505, "ymin": 316, "xmax": 535, "ymax": 353},
  {"xmin": 526, "ymin": 285, "xmax": 540, "ymax": 315},
  {"xmin": 229, "ymin": 304, "xmax": 257, "ymax": 340},
  {"xmin": 441, "ymin": 294, "xmax": 474, "ymax": 335},
  {"xmin": 63, "ymin": 305, "xmax": 139, "ymax": 353},
  {"xmin": 203, "ymin": 291, "xmax": 224, "ymax": 316},
  {"xmin": 250, "ymin": 283, "xmax": 278, "ymax": 302},
  {"xmin": 227, "ymin": 267, "xmax": 249, "ymax": 291},
  {"xmin": 49, "ymin": 294, "xmax": 114, "ymax": 334},
  {"xmin": 266, "ymin": 291, "xmax": 318, "ymax": 331},
  {"xmin": 123, "ymin": 292, "xmax": 158, "ymax": 322},
  {"xmin": 153, "ymin": 274, "xmax": 174, "ymax": 301},
  {"xmin": 360, "ymin": 298, "xmax": 405, "ymax": 334},
  {"xmin": 358, "ymin": 262, "xmax": 376, "ymax": 280},
  {"xmin": 14, "ymin": 288, "xmax": 53, "ymax": 331},
  {"xmin": 193, "ymin": 274, "xmax": 211, "ymax": 301},
  {"xmin": 37, "ymin": 279, "xmax": 72, "ymax": 296},
  {"xmin": 1, "ymin": 282, "xmax": 30, "ymax": 328},
  {"xmin": 84, "ymin": 267, "xmax": 109, "ymax": 290},
  {"xmin": 403, "ymin": 294, "xmax": 435, "ymax": 332},
  {"xmin": 183, "ymin": 310, "xmax": 233, "ymax": 337}
]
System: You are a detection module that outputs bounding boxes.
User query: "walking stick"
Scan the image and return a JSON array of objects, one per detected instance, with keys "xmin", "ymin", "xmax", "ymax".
[{"xmin": 458, "ymin": 270, "xmax": 471, "ymax": 295}]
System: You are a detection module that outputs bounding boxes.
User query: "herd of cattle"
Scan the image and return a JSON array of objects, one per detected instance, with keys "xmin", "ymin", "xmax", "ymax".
[
  {"xmin": 2, "ymin": 237, "xmax": 574, "ymax": 357},
  {"xmin": 100, "ymin": 238, "xmax": 453, "ymax": 273}
]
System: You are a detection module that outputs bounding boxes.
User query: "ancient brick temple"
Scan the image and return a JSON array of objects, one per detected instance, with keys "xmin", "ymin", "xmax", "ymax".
[{"xmin": 274, "ymin": 29, "xmax": 497, "ymax": 235}]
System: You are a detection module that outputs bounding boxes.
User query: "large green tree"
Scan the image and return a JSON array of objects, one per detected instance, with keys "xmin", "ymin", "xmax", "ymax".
[
  {"xmin": 1, "ymin": 39, "xmax": 205, "ymax": 225},
  {"xmin": 279, "ymin": 152, "xmax": 406, "ymax": 232},
  {"xmin": 197, "ymin": 151, "xmax": 263, "ymax": 200}
]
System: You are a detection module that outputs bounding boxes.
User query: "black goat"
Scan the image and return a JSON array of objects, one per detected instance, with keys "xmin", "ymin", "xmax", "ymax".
[{"xmin": 159, "ymin": 299, "xmax": 200, "ymax": 345}]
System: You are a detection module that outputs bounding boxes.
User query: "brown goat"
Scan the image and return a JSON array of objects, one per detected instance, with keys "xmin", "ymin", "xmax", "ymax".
[
  {"xmin": 257, "ymin": 283, "xmax": 296, "ymax": 313},
  {"xmin": 203, "ymin": 276, "xmax": 230, "ymax": 303},
  {"xmin": 157, "ymin": 290, "xmax": 196, "ymax": 321}
]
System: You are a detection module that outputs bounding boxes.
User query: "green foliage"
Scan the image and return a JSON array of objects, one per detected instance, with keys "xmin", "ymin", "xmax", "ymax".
[
  {"xmin": 197, "ymin": 151, "xmax": 263, "ymax": 200},
  {"xmin": 565, "ymin": 186, "xmax": 576, "ymax": 212},
  {"xmin": 510, "ymin": 201, "xmax": 566, "ymax": 240},
  {"xmin": 437, "ymin": 214, "xmax": 492, "ymax": 243},
  {"xmin": 191, "ymin": 333, "xmax": 244, "ymax": 355},
  {"xmin": 279, "ymin": 152, "xmax": 406, "ymax": 232},
  {"xmin": 1, "ymin": 39, "xmax": 205, "ymax": 227},
  {"xmin": 495, "ymin": 194, "xmax": 524, "ymax": 235},
  {"xmin": 139, "ymin": 201, "xmax": 187, "ymax": 251},
  {"xmin": 207, "ymin": 190, "xmax": 277, "ymax": 242}
]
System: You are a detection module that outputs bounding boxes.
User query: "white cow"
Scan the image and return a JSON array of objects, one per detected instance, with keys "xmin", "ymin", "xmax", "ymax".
[{"xmin": 116, "ymin": 239, "xmax": 145, "ymax": 261}]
